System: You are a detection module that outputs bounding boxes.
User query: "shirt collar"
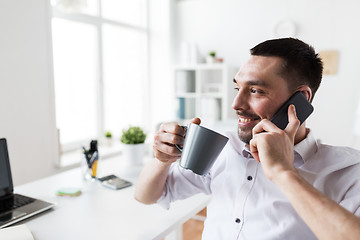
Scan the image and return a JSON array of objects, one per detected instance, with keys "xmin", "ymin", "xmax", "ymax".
[
  {"xmin": 294, "ymin": 128, "xmax": 318, "ymax": 162},
  {"xmin": 241, "ymin": 146, "xmax": 253, "ymax": 158},
  {"xmin": 227, "ymin": 132, "xmax": 253, "ymax": 158}
]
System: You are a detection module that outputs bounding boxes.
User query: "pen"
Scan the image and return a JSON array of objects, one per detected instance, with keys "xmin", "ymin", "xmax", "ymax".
[
  {"xmin": 89, "ymin": 151, "xmax": 98, "ymax": 177},
  {"xmin": 91, "ymin": 159, "xmax": 98, "ymax": 178},
  {"xmin": 88, "ymin": 151, "xmax": 98, "ymax": 168},
  {"xmin": 82, "ymin": 146, "xmax": 91, "ymax": 168}
]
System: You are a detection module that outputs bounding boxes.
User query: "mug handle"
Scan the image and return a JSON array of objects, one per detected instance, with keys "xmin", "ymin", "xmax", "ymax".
[{"xmin": 175, "ymin": 126, "xmax": 187, "ymax": 152}]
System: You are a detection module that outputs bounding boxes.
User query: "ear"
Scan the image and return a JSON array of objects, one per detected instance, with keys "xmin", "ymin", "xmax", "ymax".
[{"xmin": 296, "ymin": 86, "xmax": 312, "ymax": 102}]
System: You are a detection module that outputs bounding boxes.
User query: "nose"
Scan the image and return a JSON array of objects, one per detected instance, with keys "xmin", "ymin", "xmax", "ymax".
[{"xmin": 232, "ymin": 89, "xmax": 249, "ymax": 111}]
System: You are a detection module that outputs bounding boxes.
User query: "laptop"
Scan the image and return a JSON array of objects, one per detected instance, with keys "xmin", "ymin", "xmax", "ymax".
[{"xmin": 0, "ymin": 138, "xmax": 54, "ymax": 228}]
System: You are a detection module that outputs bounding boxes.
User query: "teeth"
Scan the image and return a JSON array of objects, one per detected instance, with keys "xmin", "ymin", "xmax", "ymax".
[{"xmin": 239, "ymin": 117, "xmax": 252, "ymax": 123}]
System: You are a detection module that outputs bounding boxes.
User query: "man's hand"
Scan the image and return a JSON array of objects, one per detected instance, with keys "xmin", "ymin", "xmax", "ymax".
[
  {"xmin": 135, "ymin": 117, "xmax": 201, "ymax": 204},
  {"xmin": 249, "ymin": 105, "xmax": 360, "ymax": 239},
  {"xmin": 249, "ymin": 104, "xmax": 300, "ymax": 181},
  {"xmin": 153, "ymin": 118, "xmax": 201, "ymax": 164}
]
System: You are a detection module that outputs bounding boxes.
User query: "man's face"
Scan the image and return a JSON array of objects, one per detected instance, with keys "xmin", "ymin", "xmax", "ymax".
[{"xmin": 232, "ymin": 56, "xmax": 293, "ymax": 144}]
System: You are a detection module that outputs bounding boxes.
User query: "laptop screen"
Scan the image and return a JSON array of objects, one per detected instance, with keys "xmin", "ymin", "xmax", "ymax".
[{"xmin": 0, "ymin": 139, "xmax": 14, "ymax": 197}]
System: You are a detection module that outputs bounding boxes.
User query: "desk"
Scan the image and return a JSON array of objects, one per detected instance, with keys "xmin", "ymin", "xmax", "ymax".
[{"xmin": 15, "ymin": 157, "xmax": 210, "ymax": 240}]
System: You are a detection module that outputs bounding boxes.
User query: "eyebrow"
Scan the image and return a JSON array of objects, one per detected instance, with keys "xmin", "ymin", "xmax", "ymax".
[{"xmin": 232, "ymin": 78, "xmax": 269, "ymax": 87}]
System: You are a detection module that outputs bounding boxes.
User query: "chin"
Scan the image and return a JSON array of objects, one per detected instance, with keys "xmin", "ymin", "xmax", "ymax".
[{"xmin": 237, "ymin": 128, "xmax": 252, "ymax": 145}]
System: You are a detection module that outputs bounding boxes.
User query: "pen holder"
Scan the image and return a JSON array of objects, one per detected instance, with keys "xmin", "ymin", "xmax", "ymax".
[
  {"xmin": 81, "ymin": 151, "xmax": 98, "ymax": 181},
  {"xmin": 81, "ymin": 156, "xmax": 92, "ymax": 181}
]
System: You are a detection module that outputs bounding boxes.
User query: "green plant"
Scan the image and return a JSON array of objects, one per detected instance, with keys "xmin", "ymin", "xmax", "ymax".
[
  {"xmin": 209, "ymin": 51, "xmax": 216, "ymax": 57},
  {"xmin": 105, "ymin": 131, "xmax": 112, "ymax": 138},
  {"xmin": 121, "ymin": 126, "xmax": 146, "ymax": 144}
]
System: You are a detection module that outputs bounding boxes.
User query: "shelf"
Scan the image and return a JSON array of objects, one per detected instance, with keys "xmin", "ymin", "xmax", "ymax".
[
  {"xmin": 174, "ymin": 64, "xmax": 237, "ymax": 122},
  {"xmin": 176, "ymin": 92, "xmax": 197, "ymax": 98},
  {"xmin": 200, "ymin": 92, "xmax": 223, "ymax": 98},
  {"xmin": 174, "ymin": 63, "xmax": 227, "ymax": 70}
]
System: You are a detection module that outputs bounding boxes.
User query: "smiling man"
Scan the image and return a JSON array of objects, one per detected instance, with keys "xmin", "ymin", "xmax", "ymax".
[
  {"xmin": 135, "ymin": 38, "xmax": 360, "ymax": 239},
  {"xmin": 233, "ymin": 56, "xmax": 295, "ymax": 145}
]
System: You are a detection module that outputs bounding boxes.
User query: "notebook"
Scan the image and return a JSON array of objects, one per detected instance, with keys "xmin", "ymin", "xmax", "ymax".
[{"xmin": 0, "ymin": 138, "xmax": 54, "ymax": 229}]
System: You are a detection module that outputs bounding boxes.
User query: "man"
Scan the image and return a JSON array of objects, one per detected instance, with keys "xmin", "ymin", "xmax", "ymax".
[{"xmin": 135, "ymin": 38, "xmax": 360, "ymax": 239}]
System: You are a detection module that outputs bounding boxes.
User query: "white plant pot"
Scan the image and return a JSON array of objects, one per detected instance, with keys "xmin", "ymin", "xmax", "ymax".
[
  {"xmin": 104, "ymin": 138, "xmax": 112, "ymax": 146},
  {"xmin": 121, "ymin": 143, "xmax": 145, "ymax": 166},
  {"xmin": 206, "ymin": 56, "xmax": 216, "ymax": 64}
]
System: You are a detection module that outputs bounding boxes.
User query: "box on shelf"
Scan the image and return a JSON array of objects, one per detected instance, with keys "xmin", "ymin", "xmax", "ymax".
[
  {"xmin": 177, "ymin": 98, "xmax": 196, "ymax": 120},
  {"xmin": 200, "ymin": 98, "xmax": 221, "ymax": 122},
  {"xmin": 175, "ymin": 70, "xmax": 196, "ymax": 94}
]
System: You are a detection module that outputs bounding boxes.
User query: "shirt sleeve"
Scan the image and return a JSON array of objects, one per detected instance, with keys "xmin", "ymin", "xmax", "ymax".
[
  {"xmin": 339, "ymin": 185, "xmax": 360, "ymax": 217},
  {"xmin": 157, "ymin": 162, "xmax": 212, "ymax": 209},
  {"xmin": 338, "ymin": 165, "xmax": 360, "ymax": 217}
]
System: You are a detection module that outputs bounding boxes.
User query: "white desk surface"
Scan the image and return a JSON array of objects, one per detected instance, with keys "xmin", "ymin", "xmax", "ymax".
[{"xmin": 15, "ymin": 157, "xmax": 210, "ymax": 240}]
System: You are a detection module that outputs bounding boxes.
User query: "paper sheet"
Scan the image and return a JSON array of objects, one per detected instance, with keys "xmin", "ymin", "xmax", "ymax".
[{"xmin": 0, "ymin": 224, "xmax": 34, "ymax": 240}]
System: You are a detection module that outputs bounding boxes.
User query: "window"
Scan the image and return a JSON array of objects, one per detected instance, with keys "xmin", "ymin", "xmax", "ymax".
[{"xmin": 51, "ymin": 0, "xmax": 148, "ymax": 153}]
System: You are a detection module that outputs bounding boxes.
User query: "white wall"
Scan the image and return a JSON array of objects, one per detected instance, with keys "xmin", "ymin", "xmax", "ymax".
[
  {"xmin": 148, "ymin": 0, "xmax": 175, "ymax": 130},
  {"xmin": 0, "ymin": 0, "xmax": 60, "ymax": 186},
  {"xmin": 172, "ymin": 0, "xmax": 360, "ymax": 149}
]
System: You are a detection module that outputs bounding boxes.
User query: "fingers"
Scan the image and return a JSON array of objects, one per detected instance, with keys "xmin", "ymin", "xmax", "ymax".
[
  {"xmin": 154, "ymin": 121, "xmax": 190, "ymax": 163},
  {"xmin": 158, "ymin": 117, "xmax": 201, "ymax": 135},
  {"xmin": 284, "ymin": 104, "xmax": 300, "ymax": 139},
  {"xmin": 155, "ymin": 125, "xmax": 185, "ymax": 151},
  {"xmin": 252, "ymin": 119, "xmax": 281, "ymax": 136},
  {"xmin": 153, "ymin": 131, "xmax": 183, "ymax": 163},
  {"xmin": 153, "ymin": 143, "xmax": 181, "ymax": 161},
  {"xmin": 154, "ymin": 118, "xmax": 202, "ymax": 163},
  {"xmin": 158, "ymin": 132, "xmax": 185, "ymax": 145},
  {"xmin": 249, "ymin": 138, "xmax": 260, "ymax": 163},
  {"xmin": 253, "ymin": 105, "xmax": 300, "ymax": 138},
  {"xmin": 159, "ymin": 122, "xmax": 186, "ymax": 136}
]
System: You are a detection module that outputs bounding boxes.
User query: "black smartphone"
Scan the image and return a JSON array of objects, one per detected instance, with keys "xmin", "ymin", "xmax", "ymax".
[{"xmin": 270, "ymin": 91, "xmax": 314, "ymax": 130}]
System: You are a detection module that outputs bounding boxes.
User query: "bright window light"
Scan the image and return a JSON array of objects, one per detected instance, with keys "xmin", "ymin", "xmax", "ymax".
[
  {"xmin": 51, "ymin": 0, "xmax": 99, "ymax": 15},
  {"xmin": 101, "ymin": 0, "xmax": 147, "ymax": 27},
  {"xmin": 52, "ymin": 18, "xmax": 98, "ymax": 146},
  {"xmin": 103, "ymin": 24, "xmax": 147, "ymax": 138},
  {"xmin": 50, "ymin": 0, "xmax": 149, "ymax": 154}
]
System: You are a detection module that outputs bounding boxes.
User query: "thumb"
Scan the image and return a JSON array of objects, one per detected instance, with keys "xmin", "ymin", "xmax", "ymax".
[
  {"xmin": 284, "ymin": 104, "xmax": 300, "ymax": 139},
  {"xmin": 189, "ymin": 117, "xmax": 201, "ymax": 125}
]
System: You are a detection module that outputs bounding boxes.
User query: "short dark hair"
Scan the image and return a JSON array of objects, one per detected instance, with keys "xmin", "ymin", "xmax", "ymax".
[{"xmin": 250, "ymin": 38, "xmax": 323, "ymax": 102}]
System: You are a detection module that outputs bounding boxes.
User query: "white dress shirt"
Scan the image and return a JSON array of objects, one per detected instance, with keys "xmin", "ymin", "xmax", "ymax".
[{"xmin": 157, "ymin": 129, "xmax": 360, "ymax": 239}]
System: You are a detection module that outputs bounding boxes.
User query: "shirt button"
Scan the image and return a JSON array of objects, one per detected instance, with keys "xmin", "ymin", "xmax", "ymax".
[
  {"xmin": 247, "ymin": 176, "xmax": 253, "ymax": 181},
  {"xmin": 235, "ymin": 218, "xmax": 241, "ymax": 223}
]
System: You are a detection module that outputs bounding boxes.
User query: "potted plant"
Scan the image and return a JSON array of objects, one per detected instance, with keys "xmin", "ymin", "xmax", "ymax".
[
  {"xmin": 120, "ymin": 126, "xmax": 147, "ymax": 166},
  {"xmin": 104, "ymin": 131, "xmax": 113, "ymax": 146},
  {"xmin": 209, "ymin": 51, "xmax": 216, "ymax": 58},
  {"xmin": 206, "ymin": 51, "xmax": 217, "ymax": 64}
]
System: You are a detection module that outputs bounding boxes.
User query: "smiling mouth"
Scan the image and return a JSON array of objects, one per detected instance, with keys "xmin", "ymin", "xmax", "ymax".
[
  {"xmin": 238, "ymin": 116, "xmax": 261, "ymax": 126},
  {"xmin": 239, "ymin": 117, "xmax": 253, "ymax": 123}
]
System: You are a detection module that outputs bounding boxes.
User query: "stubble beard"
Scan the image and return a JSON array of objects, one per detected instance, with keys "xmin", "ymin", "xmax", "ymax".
[
  {"xmin": 237, "ymin": 125, "xmax": 253, "ymax": 145},
  {"xmin": 236, "ymin": 110, "xmax": 260, "ymax": 145}
]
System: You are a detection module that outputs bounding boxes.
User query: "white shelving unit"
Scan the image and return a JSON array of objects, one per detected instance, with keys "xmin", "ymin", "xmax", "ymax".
[{"xmin": 174, "ymin": 64, "xmax": 238, "ymax": 125}]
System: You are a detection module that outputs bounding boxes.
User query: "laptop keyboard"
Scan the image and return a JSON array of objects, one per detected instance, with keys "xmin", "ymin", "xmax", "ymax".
[{"xmin": 0, "ymin": 194, "xmax": 35, "ymax": 214}]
